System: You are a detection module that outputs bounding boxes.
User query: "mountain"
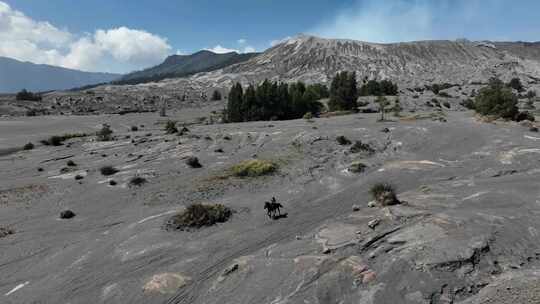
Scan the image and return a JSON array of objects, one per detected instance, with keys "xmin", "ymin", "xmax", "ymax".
[
  {"xmin": 116, "ymin": 50, "xmax": 259, "ymax": 85},
  {"xmin": 42, "ymin": 35, "xmax": 540, "ymax": 113},
  {"xmin": 0, "ymin": 57, "xmax": 120, "ymax": 93},
  {"xmin": 197, "ymin": 35, "xmax": 540, "ymax": 87}
]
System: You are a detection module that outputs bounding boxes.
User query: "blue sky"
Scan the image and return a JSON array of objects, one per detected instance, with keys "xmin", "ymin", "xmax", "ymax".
[{"xmin": 1, "ymin": 0, "xmax": 540, "ymax": 73}]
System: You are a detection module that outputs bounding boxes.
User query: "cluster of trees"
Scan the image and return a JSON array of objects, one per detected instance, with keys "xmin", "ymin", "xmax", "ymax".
[
  {"xmin": 359, "ymin": 79, "xmax": 399, "ymax": 96},
  {"xmin": 226, "ymin": 72, "xmax": 400, "ymax": 122},
  {"xmin": 328, "ymin": 71, "xmax": 358, "ymax": 111},
  {"xmin": 226, "ymin": 80, "xmax": 327, "ymax": 122},
  {"xmin": 474, "ymin": 78, "xmax": 534, "ymax": 121},
  {"xmin": 16, "ymin": 89, "xmax": 42, "ymax": 101}
]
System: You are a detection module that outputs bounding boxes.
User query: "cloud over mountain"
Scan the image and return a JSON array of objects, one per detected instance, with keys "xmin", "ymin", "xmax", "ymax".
[{"xmin": 0, "ymin": 1, "xmax": 171, "ymax": 73}]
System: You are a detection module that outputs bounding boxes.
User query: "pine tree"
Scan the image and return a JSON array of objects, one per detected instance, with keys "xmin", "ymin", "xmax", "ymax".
[
  {"xmin": 329, "ymin": 71, "xmax": 357, "ymax": 111},
  {"xmin": 227, "ymin": 83, "xmax": 244, "ymax": 122},
  {"xmin": 242, "ymin": 84, "xmax": 257, "ymax": 121}
]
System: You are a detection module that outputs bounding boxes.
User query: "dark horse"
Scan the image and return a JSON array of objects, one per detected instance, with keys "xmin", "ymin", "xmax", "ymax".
[{"xmin": 264, "ymin": 197, "xmax": 283, "ymax": 218}]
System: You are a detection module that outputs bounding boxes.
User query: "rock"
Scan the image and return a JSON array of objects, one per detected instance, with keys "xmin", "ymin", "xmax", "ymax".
[
  {"xmin": 143, "ymin": 273, "xmax": 190, "ymax": 295},
  {"xmin": 368, "ymin": 201, "xmax": 377, "ymax": 208},
  {"xmin": 368, "ymin": 219, "xmax": 381, "ymax": 229},
  {"xmin": 222, "ymin": 263, "xmax": 239, "ymax": 276},
  {"xmin": 60, "ymin": 210, "xmax": 76, "ymax": 219},
  {"xmin": 322, "ymin": 247, "xmax": 332, "ymax": 254},
  {"xmin": 186, "ymin": 156, "xmax": 202, "ymax": 168},
  {"xmin": 361, "ymin": 271, "xmax": 377, "ymax": 284},
  {"xmin": 352, "ymin": 204, "xmax": 361, "ymax": 212}
]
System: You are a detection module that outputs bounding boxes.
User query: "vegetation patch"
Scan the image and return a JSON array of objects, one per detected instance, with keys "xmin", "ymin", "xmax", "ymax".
[
  {"xmin": 129, "ymin": 176, "xmax": 147, "ymax": 187},
  {"xmin": 100, "ymin": 166, "xmax": 119, "ymax": 176},
  {"xmin": 349, "ymin": 162, "xmax": 367, "ymax": 173},
  {"xmin": 186, "ymin": 156, "xmax": 202, "ymax": 168},
  {"xmin": 96, "ymin": 124, "xmax": 113, "ymax": 141},
  {"xmin": 23, "ymin": 142, "xmax": 34, "ymax": 150},
  {"xmin": 369, "ymin": 183, "xmax": 400, "ymax": 206},
  {"xmin": 350, "ymin": 141, "xmax": 375, "ymax": 154},
  {"xmin": 336, "ymin": 135, "xmax": 352, "ymax": 145},
  {"xmin": 230, "ymin": 159, "xmax": 278, "ymax": 177},
  {"xmin": 40, "ymin": 133, "xmax": 88, "ymax": 146},
  {"xmin": 165, "ymin": 204, "xmax": 233, "ymax": 230},
  {"xmin": 67, "ymin": 160, "xmax": 77, "ymax": 167},
  {"xmin": 473, "ymin": 78, "xmax": 533, "ymax": 121},
  {"xmin": 165, "ymin": 120, "xmax": 178, "ymax": 134},
  {"xmin": 0, "ymin": 227, "xmax": 14, "ymax": 238},
  {"xmin": 16, "ymin": 89, "xmax": 42, "ymax": 101}
]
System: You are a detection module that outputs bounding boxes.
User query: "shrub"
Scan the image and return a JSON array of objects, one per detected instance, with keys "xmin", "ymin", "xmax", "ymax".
[
  {"xmin": 460, "ymin": 99, "xmax": 475, "ymax": 110},
  {"xmin": 303, "ymin": 112, "xmax": 313, "ymax": 120},
  {"xmin": 508, "ymin": 78, "xmax": 524, "ymax": 92},
  {"xmin": 438, "ymin": 91, "xmax": 452, "ymax": 98},
  {"xmin": 336, "ymin": 135, "xmax": 352, "ymax": 145},
  {"xmin": 74, "ymin": 174, "xmax": 84, "ymax": 180},
  {"xmin": 37, "ymin": 167, "xmax": 44, "ymax": 172},
  {"xmin": 349, "ymin": 162, "xmax": 367, "ymax": 173},
  {"xmin": 67, "ymin": 160, "xmax": 76, "ymax": 167},
  {"xmin": 131, "ymin": 126, "xmax": 139, "ymax": 132},
  {"xmin": 42, "ymin": 135, "xmax": 64, "ymax": 146},
  {"xmin": 186, "ymin": 156, "xmax": 202, "ymax": 168},
  {"xmin": 165, "ymin": 204, "xmax": 233, "ymax": 230},
  {"xmin": 443, "ymin": 101, "xmax": 451, "ymax": 108},
  {"xmin": 16, "ymin": 89, "xmax": 41, "ymax": 101},
  {"xmin": 0, "ymin": 227, "xmax": 14, "ymax": 238},
  {"xmin": 526, "ymin": 90, "xmax": 537, "ymax": 99},
  {"xmin": 514, "ymin": 111, "xmax": 535, "ymax": 122},
  {"xmin": 530, "ymin": 126, "xmax": 539, "ymax": 132},
  {"xmin": 369, "ymin": 183, "xmax": 400, "ymax": 206},
  {"xmin": 129, "ymin": 176, "xmax": 147, "ymax": 187},
  {"xmin": 109, "ymin": 180, "xmax": 118, "ymax": 186},
  {"xmin": 231, "ymin": 159, "xmax": 277, "ymax": 177},
  {"xmin": 350, "ymin": 141, "xmax": 375, "ymax": 154},
  {"xmin": 60, "ymin": 210, "xmax": 76, "ymax": 219},
  {"xmin": 96, "ymin": 124, "xmax": 113, "ymax": 141},
  {"xmin": 23, "ymin": 142, "xmax": 34, "ymax": 150},
  {"xmin": 165, "ymin": 120, "xmax": 178, "ymax": 134},
  {"xmin": 211, "ymin": 90, "xmax": 222, "ymax": 101},
  {"xmin": 474, "ymin": 80, "xmax": 519, "ymax": 120},
  {"xmin": 100, "ymin": 166, "xmax": 119, "ymax": 176}
]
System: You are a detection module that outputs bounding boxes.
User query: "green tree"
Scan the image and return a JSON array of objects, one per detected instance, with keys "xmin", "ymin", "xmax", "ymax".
[
  {"xmin": 242, "ymin": 84, "xmax": 257, "ymax": 121},
  {"xmin": 211, "ymin": 90, "xmax": 222, "ymax": 101},
  {"xmin": 474, "ymin": 79, "xmax": 519, "ymax": 120},
  {"xmin": 329, "ymin": 71, "xmax": 358, "ymax": 111},
  {"xmin": 227, "ymin": 83, "xmax": 244, "ymax": 122}
]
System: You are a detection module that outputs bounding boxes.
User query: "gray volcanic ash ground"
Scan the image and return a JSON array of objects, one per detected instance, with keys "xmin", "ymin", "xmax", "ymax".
[{"xmin": 2, "ymin": 106, "xmax": 540, "ymax": 303}]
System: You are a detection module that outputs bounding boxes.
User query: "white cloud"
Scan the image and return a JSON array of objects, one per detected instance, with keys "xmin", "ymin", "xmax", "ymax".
[
  {"xmin": 243, "ymin": 46, "xmax": 256, "ymax": 53},
  {"xmin": 0, "ymin": 1, "xmax": 172, "ymax": 73},
  {"xmin": 270, "ymin": 36, "xmax": 292, "ymax": 47},
  {"xmin": 237, "ymin": 38, "xmax": 247, "ymax": 44},
  {"xmin": 205, "ymin": 45, "xmax": 239, "ymax": 54},
  {"xmin": 205, "ymin": 44, "xmax": 257, "ymax": 54}
]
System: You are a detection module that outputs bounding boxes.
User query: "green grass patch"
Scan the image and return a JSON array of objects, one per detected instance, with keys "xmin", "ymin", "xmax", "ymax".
[
  {"xmin": 230, "ymin": 159, "xmax": 278, "ymax": 177},
  {"xmin": 165, "ymin": 204, "xmax": 233, "ymax": 230}
]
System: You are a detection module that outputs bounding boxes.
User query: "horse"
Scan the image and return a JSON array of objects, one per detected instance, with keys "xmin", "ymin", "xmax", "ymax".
[
  {"xmin": 264, "ymin": 197, "xmax": 284, "ymax": 218},
  {"xmin": 264, "ymin": 201, "xmax": 274, "ymax": 218}
]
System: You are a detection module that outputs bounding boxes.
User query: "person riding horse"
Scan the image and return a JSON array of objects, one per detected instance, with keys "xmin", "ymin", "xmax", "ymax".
[{"xmin": 264, "ymin": 197, "xmax": 283, "ymax": 218}]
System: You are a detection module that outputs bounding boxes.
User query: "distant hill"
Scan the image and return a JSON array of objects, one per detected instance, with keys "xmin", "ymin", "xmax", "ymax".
[
  {"xmin": 116, "ymin": 50, "xmax": 259, "ymax": 85},
  {"xmin": 0, "ymin": 56, "xmax": 120, "ymax": 93}
]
